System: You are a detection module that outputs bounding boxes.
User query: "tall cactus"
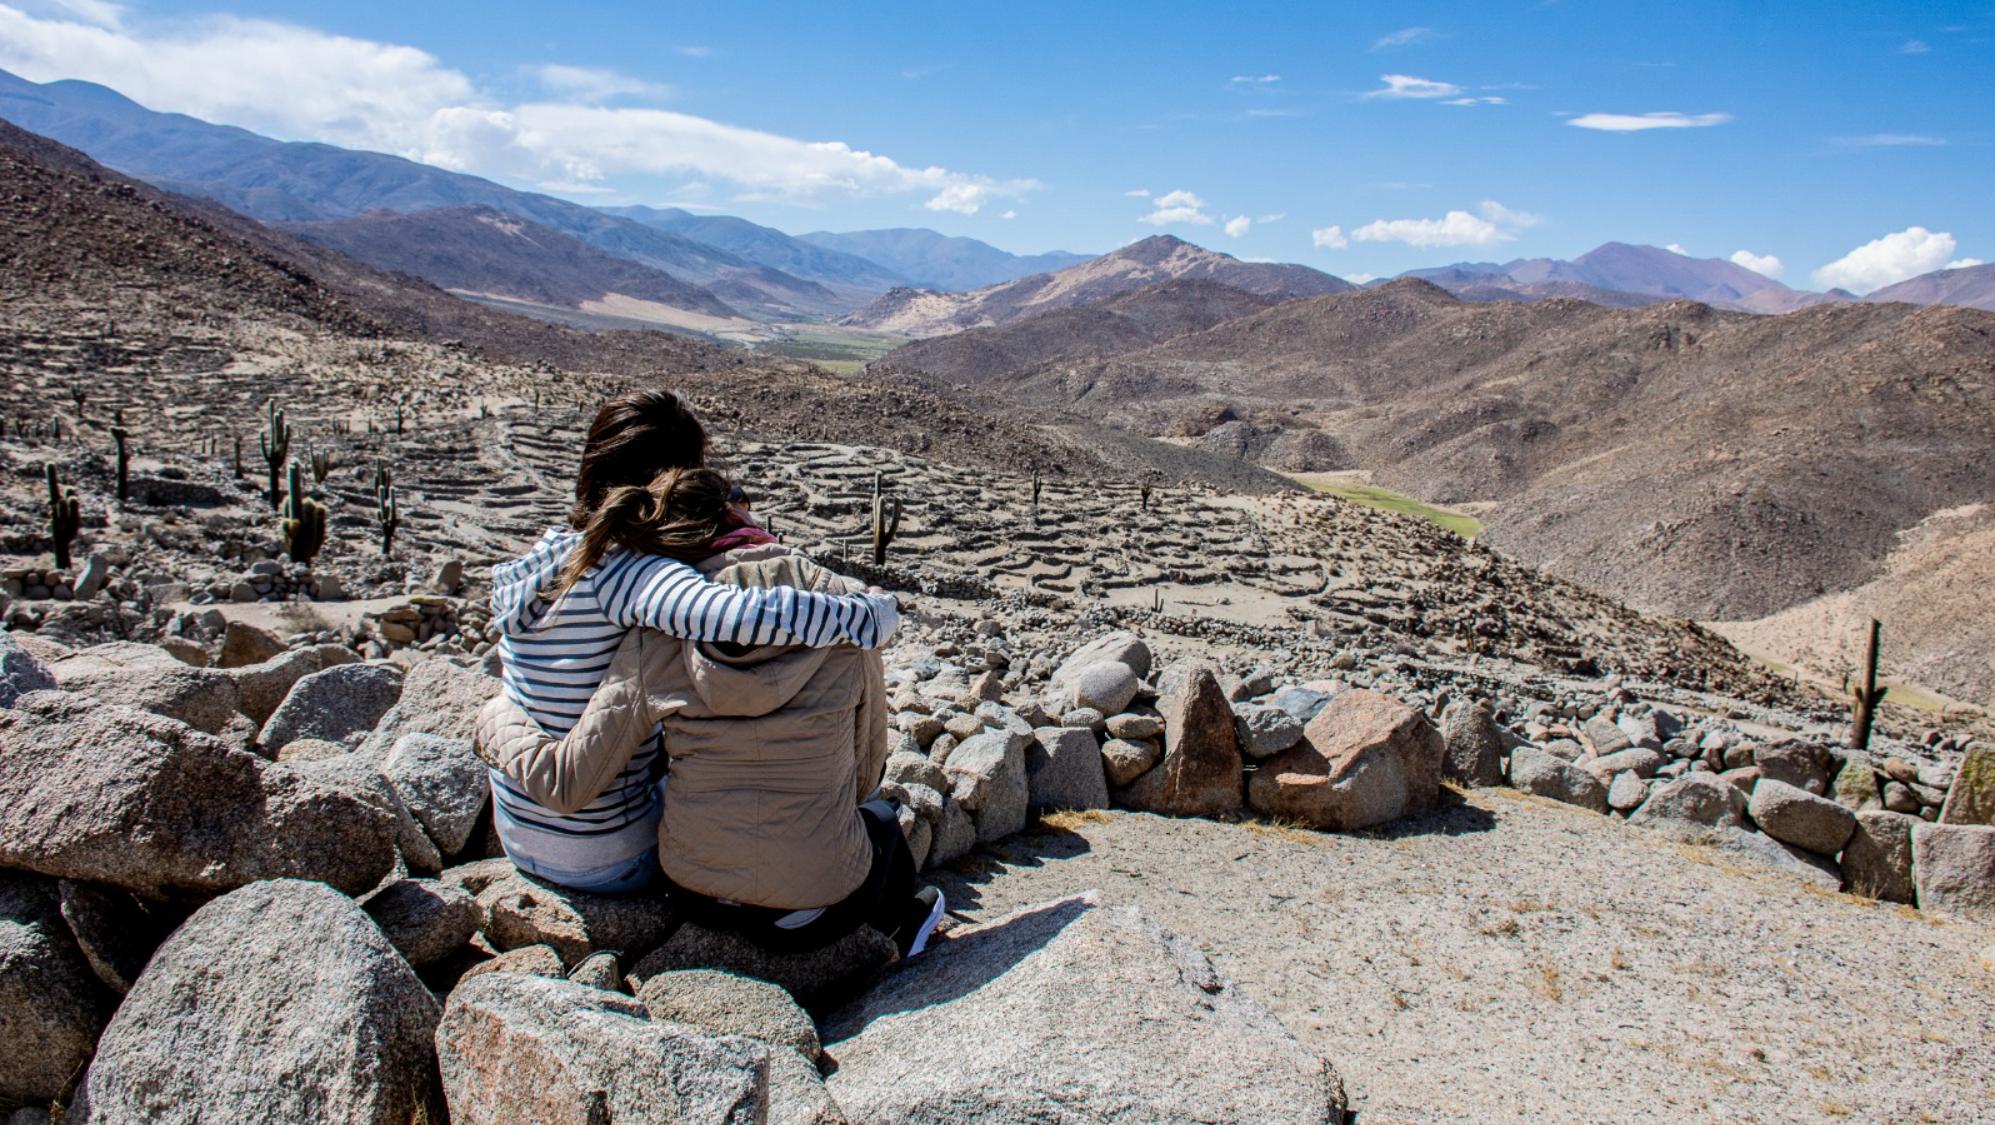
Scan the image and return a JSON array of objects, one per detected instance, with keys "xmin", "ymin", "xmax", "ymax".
[
  {"xmin": 231, "ymin": 434, "xmax": 243, "ymax": 479},
  {"xmin": 376, "ymin": 485, "xmax": 400, "ymax": 557},
  {"xmin": 310, "ymin": 448, "xmax": 335, "ymax": 484},
  {"xmin": 260, "ymin": 399, "xmax": 291, "ymax": 510},
  {"xmin": 281, "ymin": 463, "xmax": 327, "ymax": 565},
  {"xmin": 870, "ymin": 470, "xmax": 901, "ymax": 566},
  {"xmin": 110, "ymin": 415, "xmax": 130, "ymax": 503},
  {"xmin": 46, "ymin": 465, "xmax": 80, "ymax": 570},
  {"xmin": 1031, "ymin": 470, "xmax": 1042, "ymax": 524},
  {"xmin": 1847, "ymin": 618, "xmax": 1887, "ymax": 752},
  {"xmin": 372, "ymin": 461, "xmax": 394, "ymax": 498}
]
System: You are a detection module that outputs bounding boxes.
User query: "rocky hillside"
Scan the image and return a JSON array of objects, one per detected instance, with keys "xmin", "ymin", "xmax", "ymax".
[
  {"xmin": 873, "ymin": 277, "xmax": 1277, "ymax": 384},
  {"xmin": 1405, "ymin": 242, "xmax": 1847, "ymax": 314},
  {"xmin": 1866, "ymin": 262, "xmax": 1995, "ymax": 313},
  {"xmin": 282, "ymin": 206, "xmax": 748, "ymax": 326},
  {"xmin": 842, "ymin": 235, "xmax": 1350, "ymax": 337}
]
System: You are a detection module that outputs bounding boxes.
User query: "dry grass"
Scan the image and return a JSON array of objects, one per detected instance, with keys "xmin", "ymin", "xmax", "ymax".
[
  {"xmin": 1037, "ymin": 808, "xmax": 1115, "ymax": 831},
  {"xmin": 1239, "ymin": 816, "xmax": 1325, "ymax": 845},
  {"xmin": 1609, "ymin": 945, "xmax": 1630, "ymax": 971},
  {"xmin": 1529, "ymin": 962, "xmax": 1563, "ymax": 1001},
  {"xmin": 1507, "ymin": 898, "xmax": 1554, "ymax": 914},
  {"xmin": 1477, "ymin": 916, "xmax": 1521, "ymax": 937}
]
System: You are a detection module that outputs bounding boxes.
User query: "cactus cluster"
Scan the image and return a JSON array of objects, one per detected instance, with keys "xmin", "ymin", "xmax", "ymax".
[
  {"xmin": 46, "ymin": 465, "xmax": 80, "ymax": 570},
  {"xmin": 871, "ymin": 471, "xmax": 901, "ymax": 566},
  {"xmin": 260, "ymin": 399, "xmax": 291, "ymax": 510},
  {"xmin": 281, "ymin": 463, "xmax": 327, "ymax": 565},
  {"xmin": 310, "ymin": 448, "xmax": 336, "ymax": 484}
]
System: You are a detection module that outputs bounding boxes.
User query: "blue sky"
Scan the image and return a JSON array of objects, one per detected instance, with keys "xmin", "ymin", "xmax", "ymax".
[{"xmin": 1, "ymin": 0, "xmax": 1990, "ymax": 290}]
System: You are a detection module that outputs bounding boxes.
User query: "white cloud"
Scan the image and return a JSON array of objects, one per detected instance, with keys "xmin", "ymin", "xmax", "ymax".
[
  {"xmin": 1224, "ymin": 215, "xmax": 1250, "ymax": 238},
  {"xmin": 1349, "ymin": 199, "xmax": 1540, "ymax": 248},
  {"xmin": 532, "ymin": 64, "xmax": 670, "ymax": 103},
  {"xmin": 1812, "ymin": 226, "xmax": 1961, "ymax": 293},
  {"xmin": 1946, "ymin": 258, "xmax": 1983, "ymax": 270},
  {"xmin": 1898, "ymin": 39, "xmax": 1931, "ymax": 54},
  {"xmin": 1665, "ymin": 243, "xmax": 1689, "ymax": 255},
  {"xmin": 1140, "ymin": 189, "xmax": 1212, "ymax": 226},
  {"xmin": 1832, "ymin": 133, "xmax": 1945, "ymax": 148},
  {"xmin": 1729, "ymin": 249, "xmax": 1783, "ymax": 278},
  {"xmin": 0, "ymin": 5, "xmax": 1032, "ymax": 209},
  {"xmin": 675, "ymin": 45, "xmax": 713, "ymax": 58},
  {"xmin": 1311, "ymin": 225, "xmax": 1348, "ymax": 249},
  {"xmin": 1440, "ymin": 96, "xmax": 1506, "ymax": 106},
  {"xmin": 1371, "ymin": 27, "xmax": 1437, "ymax": 50},
  {"xmin": 925, "ymin": 183, "xmax": 993, "ymax": 214},
  {"xmin": 1364, "ymin": 74, "xmax": 1462, "ymax": 100},
  {"xmin": 1000, "ymin": 209, "xmax": 1017, "ymax": 220},
  {"xmin": 1567, "ymin": 111, "xmax": 1732, "ymax": 132},
  {"xmin": 35, "ymin": 0, "xmax": 123, "ymax": 29},
  {"xmin": 1230, "ymin": 73, "xmax": 1280, "ymax": 84},
  {"xmin": 1345, "ymin": 272, "xmax": 1376, "ymax": 284},
  {"xmin": 1256, "ymin": 212, "xmax": 1285, "ymax": 223},
  {"xmin": 1124, "ymin": 188, "xmax": 1152, "ymax": 198}
]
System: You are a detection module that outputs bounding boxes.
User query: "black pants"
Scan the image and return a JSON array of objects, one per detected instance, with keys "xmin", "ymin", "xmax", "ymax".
[{"xmin": 666, "ymin": 800, "xmax": 916, "ymax": 954}]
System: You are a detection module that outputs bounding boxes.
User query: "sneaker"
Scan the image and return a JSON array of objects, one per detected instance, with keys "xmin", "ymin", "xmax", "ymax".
[{"xmin": 894, "ymin": 886, "xmax": 946, "ymax": 958}]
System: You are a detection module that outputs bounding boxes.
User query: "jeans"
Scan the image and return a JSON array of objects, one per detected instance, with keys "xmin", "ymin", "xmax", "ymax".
[{"xmin": 512, "ymin": 845, "xmax": 661, "ymax": 895}]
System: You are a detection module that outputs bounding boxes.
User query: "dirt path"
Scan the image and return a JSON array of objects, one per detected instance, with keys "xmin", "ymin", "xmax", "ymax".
[{"xmin": 933, "ymin": 792, "xmax": 1994, "ymax": 1124}]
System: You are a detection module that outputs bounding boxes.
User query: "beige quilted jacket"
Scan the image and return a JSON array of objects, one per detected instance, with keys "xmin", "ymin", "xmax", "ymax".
[{"xmin": 474, "ymin": 545, "xmax": 890, "ymax": 909}]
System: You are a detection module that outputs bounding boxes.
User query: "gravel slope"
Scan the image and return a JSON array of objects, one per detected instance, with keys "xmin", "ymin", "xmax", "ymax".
[{"xmin": 934, "ymin": 792, "xmax": 1994, "ymax": 1124}]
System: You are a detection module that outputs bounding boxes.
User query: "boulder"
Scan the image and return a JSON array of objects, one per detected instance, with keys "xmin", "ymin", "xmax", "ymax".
[
  {"xmin": 1065, "ymin": 661, "xmax": 1140, "ymax": 716},
  {"xmin": 1627, "ymin": 772, "xmax": 1747, "ymax": 831},
  {"xmin": 1100, "ymin": 737, "xmax": 1162, "ymax": 788},
  {"xmin": 636, "ymin": 969, "xmax": 822, "ymax": 1061},
  {"xmin": 1052, "ymin": 631, "xmax": 1152, "ymax": 685},
  {"xmin": 0, "ymin": 693, "xmax": 396, "ymax": 897},
  {"xmin": 1581, "ymin": 714, "xmax": 1633, "ymax": 756},
  {"xmin": 460, "ymin": 944, "xmax": 566, "ymax": 984},
  {"xmin": 217, "ymin": 620, "xmax": 287, "ymax": 669},
  {"xmin": 928, "ymin": 798, "xmax": 977, "ymax": 868},
  {"xmin": 822, "ymin": 893, "xmax": 1343, "ymax": 1124},
  {"xmin": 1607, "ymin": 772, "xmax": 1650, "ymax": 813},
  {"xmin": 383, "ymin": 733, "xmax": 488, "ymax": 855},
  {"xmin": 1748, "ymin": 779, "xmax": 1857, "ymax": 856},
  {"xmin": 1839, "ymin": 810, "xmax": 1918, "ymax": 903},
  {"xmin": 288, "ymin": 751, "xmax": 443, "ymax": 876},
  {"xmin": 763, "ymin": 1046, "xmax": 849, "ymax": 1125},
  {"xmin": 258, "ymin": 663, "xmax": 405, "ymax": 753},
  {"xmin": 1938, "ymin": 742, "xmax": 1995, "ymax": 826},
  {"xmin": 76, "ymin": 880, "xmax": 441, "ymax": 1125},
  {"xmin": 365, "ymin": 878, "xmax": 482, "ymax": 969},
  {"xmin": 476, "ymin": 871, "xmax": 678, "ymax": 969},
  {"xmin": 628, "ymin": 923, "xmax": 897, "ymax": 1014},
  {"xmin": 1269, "ymin": 685, "xmax": 1336, "ymax": 725},
  {"xmin": 1581, "ymin": 747, "xmax": 1665, "ymax": 781},
  {"xmin": 566, "ymin": 952, "xmax": 623, "ymax": 993},
  {"xmin": 1024, "ymin": 726, "xmax": 1109, "ymax": 812},
  {"xmin": 435, "ymin": 973, "xmax": 767, "ymax": 1125},
  {"xmin": 356, "ymin": 657, "xmax": 495, "ymax": 758},
  {"xmin": 56, "ymin": 879, "xmax": 178, "ymax": 995},
  {"xmin": 0, "ymin": 632, "xmax": 56, "ymax": 707},
  {"xmin": 1755, "ymin": 740, "xmax": 1836, "ymax": 796},
  {"xmin": 1247, "ymin": 690, "xmax": 1443, "ymax": 831},
  {"xmin": 1439, "ymin": 700, "xmax": 1505, "ymax": 788},
  {"xmin": 882, "ymin": 750, "xmax": 948, "ymax": 794},
  {"xmin": 1911, "ymin": 823, "xmax": 1995, "ymax": 921},
  {"xmin": 1234, "ymin": 703, "xmax": 1307, "ymax": 760},
  {"xmin": 1832, "ymin": 752, "xmax": 1882, "ymax": 811},
  {"xmin": 1117, "ymin": 667, "xmax": 1243, "ymax": 818},
  {"xmin": 1707, "ymin": 827, "xmax": 1841, "ymax": 889},
  {"xmin": 48, "ymin": 642, "xmax": 241, "ymax": 735},
  {"xmin": 1508, "ymin": 744, "xmax": 1610, "ymax": 814},
  {"xmin": 228, "ymin": 644, "xmax": 358, "ymax": 725},
  {"xmin": 940, "ymin": 731, "xmax": 1030, "ymax": 844},
  {"xmin": 1105, "ymin": 712, "xmax": 1163, "ymax": 741},
  {"xmin": 0, "ymin": 873, "xmax": 107, "ymax": 1107}
]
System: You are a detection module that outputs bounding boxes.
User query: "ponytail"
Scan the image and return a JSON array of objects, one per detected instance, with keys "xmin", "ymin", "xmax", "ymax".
[{"xmin": 553, "ymin": 466, "xmax": 735, "ymax": 595}]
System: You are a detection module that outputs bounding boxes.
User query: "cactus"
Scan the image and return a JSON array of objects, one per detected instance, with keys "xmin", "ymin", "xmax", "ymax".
[
  {"xmin": 372, "ymin": 461, "xmax": 394, "ymax": 499},
  {"xmin": 259, "ymin": 399, "xmax": 291, "ymax": 510},
  {"xmin": 376, "ymin": 485, "xmax": 400, "ymax": 556},
  {"xmin": 395, "ymin": 400, "xmax": 405, "ymax": 435},
  {"xmin": 1140, "ymin": 479, "xmax": 1153, "ymax": 510},
  {"xmin": 1152, "ymin": 588, "xmax": 1164, "ymax": 614},
  {"xmin": 281, "ymin": 463, "xmax": 327, "ymax": 565},
  {"xmin": 310, "ymin": 448, "xmax": 335, "ymax": 484},
  {"xmin": 231, "ymin": 434, "xmax": 243, "ymax": 479},
  {"xmin": 870, "ymin": 471, "xmax": 901, "ymax": 566},
  {"xmin": 68, "ymin": 384, "xmax": 86, "ymax": 420},
  {"xmin": 110, "ymin": 417, "xmax": 130, "ymax": 503},
  {"xmin": 1031, "ymin": 470, "xmax": 1042, "ymax": 524},
  {"xmin": 1846, "ymin": 618, "xmax": 1887, "ymax": 752},
  {"xmin": 46, "ymin": 465, "xmax": 80, "ymax": 570}
]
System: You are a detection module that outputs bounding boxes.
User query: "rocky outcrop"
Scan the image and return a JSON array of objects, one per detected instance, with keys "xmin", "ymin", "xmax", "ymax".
[
  {"xmin": 1911, "ymin": 823, "xmax": 1995, "ymax": 921},
  {"xmin": 357, "ymin": 658, "xmax": 494, "ymax": 757},
  {"xmin": 47, "ymin": 642, "xmax": 241, "ymax": 734},
  {"xmin": 1118, "ymin": 666, "xmax": 1243, "ymax": 817},
  {"xmin": 0, "ymin": 872, "xmax": 106, "ymax": 1106},
  {"xmin": 1247, "ymin": 690, "xmax": 1443, "ymax": 830},
  {"xmin": 822, "ymin": 892, "xmax": 1343, "ymax": 1123},
  {"xmin": 0, "ymin": 632, "xmax": 56, "ymax": 706},
  {"xmin": 629, "ymin": 923, "xmax": 897, "ymax": 1014},
  {"xmin": 259, "ymin": 662, "xmax": 405, "ymax": 752},
  {"xmin": 76, "ymin": 880, "xmax": 441, "ymax": 1125}
]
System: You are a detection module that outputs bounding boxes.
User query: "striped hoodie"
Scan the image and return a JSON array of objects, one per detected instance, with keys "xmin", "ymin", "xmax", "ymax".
[{"xmin": 487, "ymin": 528, "xmax": 900, "ymax": 884}]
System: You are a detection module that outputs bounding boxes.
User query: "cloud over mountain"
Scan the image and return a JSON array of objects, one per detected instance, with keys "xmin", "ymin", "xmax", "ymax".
[{"xmin": 1813, "ymin": 226, "xmax": 1966, "ymax": 293}]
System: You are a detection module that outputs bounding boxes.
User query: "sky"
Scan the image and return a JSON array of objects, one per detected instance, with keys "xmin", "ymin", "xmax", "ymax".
[{"xmin": 1, "ymin": 0, "xmax": 1991, "ymax": 292}]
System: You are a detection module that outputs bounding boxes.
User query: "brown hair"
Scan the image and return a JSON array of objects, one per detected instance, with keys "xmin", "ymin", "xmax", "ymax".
[{"xmin": 555, "ymin": 389, "xmax": 716, "ymax": 593}]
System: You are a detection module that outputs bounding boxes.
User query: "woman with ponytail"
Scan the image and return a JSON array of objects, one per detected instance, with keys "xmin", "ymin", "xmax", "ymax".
[{"xmin": 485, "ymin": 389, "xmax": 900, "ymax": 894}]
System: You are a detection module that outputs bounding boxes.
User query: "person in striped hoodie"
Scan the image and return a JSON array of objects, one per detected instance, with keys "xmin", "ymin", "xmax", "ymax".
[{"xmin": 487, "ymin": 389, "xmax": 901, "ymax": 893}]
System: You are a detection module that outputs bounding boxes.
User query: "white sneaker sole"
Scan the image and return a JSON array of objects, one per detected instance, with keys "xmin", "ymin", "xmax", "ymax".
[{"xmin": 907, "ymin": 890, "xmax": 946, "ymax": 957}]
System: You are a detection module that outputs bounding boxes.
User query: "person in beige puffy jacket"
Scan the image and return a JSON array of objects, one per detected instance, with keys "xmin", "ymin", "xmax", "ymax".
[{"xmin": 478, "ymin": 468, "xmax": 945, "ymax": 957}]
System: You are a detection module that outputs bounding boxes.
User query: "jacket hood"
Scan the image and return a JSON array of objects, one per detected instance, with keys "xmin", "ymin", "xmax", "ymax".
[
  {"xmin": 679, "ymin": 546, "xmax": 849, "ymax": 719},
  {"xmin": 491, "ymin": 529, "xmax": 581, "ymax": 635}
]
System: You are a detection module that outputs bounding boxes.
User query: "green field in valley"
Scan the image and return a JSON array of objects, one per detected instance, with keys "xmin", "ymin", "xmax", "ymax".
[
  {"xmin": 1290, "ymin": 473, "xmax": 1485, "ymax": 539},
  {"xmin": 751, "ymin": 324, "xmax": 908, "ymax": 376}
]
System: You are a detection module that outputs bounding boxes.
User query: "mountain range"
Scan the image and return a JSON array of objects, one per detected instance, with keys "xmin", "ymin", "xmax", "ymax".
[
  {"xmin": 1399, "ymin": 243, "xmax": 1853, "ymax": 314},
  {"xmin": 798, "ymin": 228, "xmax": 1093, "ymax": 291},
  {"xmin": 842, "ymin": 235, "xmax": 1352, "ymax": 336},
  {"xmin": 1863, "ymin": 262, "xmax": 1995, "ymax": 313}
]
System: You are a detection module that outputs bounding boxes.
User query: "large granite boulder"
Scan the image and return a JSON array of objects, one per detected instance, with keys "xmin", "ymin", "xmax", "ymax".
[
  {"xmin": 475, "ymin": 870, "xmax": 678, "ymax": 969},
  {"xmin": 435, "ymin": 972, "xmax": 767, "ymax": 1125},
  {"xmin": 75, "ymin": 880, "xmax": 441, "ymax": 1125},
  {"xmin": 1840, "ymin": 810, "xmax": 1918, "ymax": 904},
  {"xmin": 1247, "ymin": 690, "xmax": 1443, "ymax": 831},
  {"xmin": 0, "ymin": 632, "xmax": 57, "ymax": 707},
  {"xmin": 636, "ymin": 969, "xmax": 822, "ymax": 1061},
  {"xmin": 822, "ymin": 892, "xmax": 1343, "ymax": 1124},
  {"xmin": 940, "ymin": 730, "xmax": 1030, "ymax": 844},
  {"xmin": 1508, "ymin": 744, "xmax": 1610, "ymax": 814},
  {"xmin": 365, "ymin": 878, "xmax": 482, "ymax": 970},
  {"xmin": 1939, "ymin": 742, "xmax": 1995, "ymax": 826},
  {"xmin": 0, "ymin": 873, "xmax": 107, "ymax": 1106},
  {"xmin": 1117, "ymin": 666, "xmax": 1242, "ymax": 818},
  {"xmin": 259, "ymin": 663, "xmax": 405, "ymax": 753},
  {"xmin": 382, "ymin": 733, "xmax": 488, "ymax": 856},
  {"xmin": 1439, "ymin": 699, "xmax": 1505, "ymax": 788},
  {"xmin": 47, "ymin": 642, "xmax": 241, "ymax": 735},
  {"xmin": 357, "ymin": 658, "xmax": 496, "ymax": 758},
  {"xmin": 1051, "ymin": 632, "xmax": 1153, "ymax": 685},
  {"xmin": 0, "ymin": 693, "xmax": 396, "ymax": 897},
  {"xmin": 1911, "ymin": 823, "xmax": 1995, "ymax": 922},
  {"xmin": 1748, "ymin": 779, "xmax": 1857, "ymax": 856},
  {"xmin": 1627, "ymin": 772, "xmax": 1746, "ymax": 831},
  {"xmin": 228, "ymin": 643, "xmax": 359, "ymax": 726},
  {"xmin": 1024, "ymin": 726, "xmax": 1109, "ymax": 812}
]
